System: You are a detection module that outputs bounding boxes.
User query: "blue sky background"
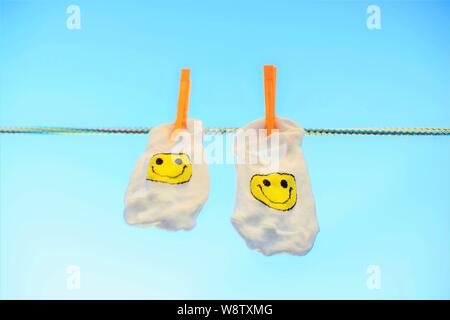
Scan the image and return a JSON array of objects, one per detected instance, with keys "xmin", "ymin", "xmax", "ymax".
[{"xmin": 1, "ymin": 0, "xmax": 449, "ymax": 299}]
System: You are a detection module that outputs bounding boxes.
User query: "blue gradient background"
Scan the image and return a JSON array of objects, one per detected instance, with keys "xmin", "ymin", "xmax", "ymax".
[{"xmin": 1, "ymin": 0, "xmax": 449, "ymax": 299}]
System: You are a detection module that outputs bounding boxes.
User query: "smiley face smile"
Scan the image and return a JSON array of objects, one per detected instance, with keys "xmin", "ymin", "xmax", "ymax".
[
  {"xmin": 257, "ymin": 184, "xmax": 293, "ymax": 204},
  {"xmin": 151, "ymin": 164, "xmax": 187, "ymax": 179},
  {"xmin": 250, "ymin": 173, "xmax": 297, "ymax": 211}
]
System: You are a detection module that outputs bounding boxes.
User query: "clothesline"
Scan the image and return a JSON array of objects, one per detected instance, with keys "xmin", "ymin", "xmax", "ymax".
[{"xmin": 0, "ymin": 127, "xmax": 449, "ymax": 136}]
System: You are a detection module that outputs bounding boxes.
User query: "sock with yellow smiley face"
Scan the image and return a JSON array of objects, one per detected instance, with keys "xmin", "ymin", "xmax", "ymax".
[
  {"xmin": 231, "ymin": 117, "xmax": 319, "ymax": 255},
  {"xmin": 124, "ymin": 119, "xmax": 209, "ymax": 231}
]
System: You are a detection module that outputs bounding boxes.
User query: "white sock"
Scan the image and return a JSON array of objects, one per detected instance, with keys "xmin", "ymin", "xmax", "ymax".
[
  {"xmin": 124, "ymin": 119, "xmax": 209, "ymax": 231},
  {"xmin": 232, "ymin": 117, "xmax": 319, "ymax": 255}
]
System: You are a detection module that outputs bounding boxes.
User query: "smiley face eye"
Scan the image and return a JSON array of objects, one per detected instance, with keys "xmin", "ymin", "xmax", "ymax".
[
  {"xmin": 155, "ymin": 158, "xmax": 163, "ymax": 165},
  {"xmin": 263, "ymin": 179, "xmax": 271, "ymax": 187},
  {"xmin": 175, "ymin": 158, "xmax": 183, "ymax": 165},
  {"xmin": 280, "ymin": 179, "xmax": 288, "ymax": 188}
]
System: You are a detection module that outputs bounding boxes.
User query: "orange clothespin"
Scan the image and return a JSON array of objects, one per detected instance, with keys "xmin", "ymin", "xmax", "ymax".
[
  {"xmin": 264, "ymin": 65, "xmax": 277, "ymax": 135},
  {"xmin": 174, "ymin": 68, "xmax": 191, "ymax": 130}
]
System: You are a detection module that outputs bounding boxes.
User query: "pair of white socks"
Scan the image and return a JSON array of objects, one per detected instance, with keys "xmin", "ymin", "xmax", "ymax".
[{"xmin": 124, "ymin": 117, "xmax": 319, "ymax": 256}]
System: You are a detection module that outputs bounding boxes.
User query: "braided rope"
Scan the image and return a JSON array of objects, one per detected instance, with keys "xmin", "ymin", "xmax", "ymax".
[{"xmin": 0, "ymin": 127, "xmax": 449, "ymax": 136}]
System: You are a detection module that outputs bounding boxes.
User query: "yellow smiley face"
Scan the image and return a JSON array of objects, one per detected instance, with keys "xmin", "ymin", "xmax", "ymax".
[
  {"xmin": 146, "ymin": 153, "xmax": 192, "ymax": 184},
  {"xmin": 250, "ymin": 173, "xmax": 297, "ymax": 211}
]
